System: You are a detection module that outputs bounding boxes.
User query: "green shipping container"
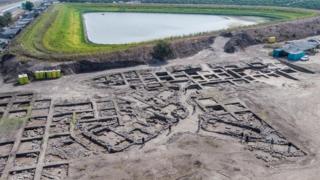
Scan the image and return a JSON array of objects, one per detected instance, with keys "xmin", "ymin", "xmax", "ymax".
[
  {"xmin": 39, "ymin": 71, "xmax": 46, "ymax": 79},
  {"xmin": 34, "ymin": 71, "xmax": 41, "ymax": 80},
  {"xmin": 56, "ymin": 70, "xmax": 61, "ymax": 78},
  {"xmin": 52, "ymin": 70, "xmax": 57, "ymax": 79},
  {"xmin": 18, "ymin": 75, "xmax": 24, "ymax": 85},
  {"xmin": 23, "ymin": 74, "xmax": 29, "ymax": 84},
  {"xmin": 46, "ymin": 70, "xmax": 52, "ymax": 79},
  {"xmin": 18, "ymin": 74, "xmax": 29, "ymax": 85}
]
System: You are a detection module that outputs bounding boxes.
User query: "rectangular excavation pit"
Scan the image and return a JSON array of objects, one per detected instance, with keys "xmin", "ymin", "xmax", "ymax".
[
  {"xmin": 173, "ymin": 74, "xmax": 188, "ymax": 79},
  {"xmin": 31, "ymin": 108, "xmax": 49, "ymax": 117},
  {"xmin": 54, "ymin": 103, "xmax": 93, "ymax": 113},
  {"xmin": 252, "ymin": 74, "xmax": 268, "ymax": 79},
  {"xmin": 266, "ymin": 73, "xmax": 281, "ymax": 78},
  {"xmin": 212, "ymin": 68, "xmax": 224, "ymax": 73},
  {"xmin": 197, "ymin": 98, "xmax": 217, "ymax": 107},
  {"xmin": 94, "ymin": 129, "xmax": 132, "ymax": 149},
  {"xmin": 26, "ymin": 116, "xmax": 47, "ymax": 127},
  {"xmin": 13, "ymin": 152, "xmax": 39, "ymax": 168},
  {"xmin": 157, "ymin": 90, "xmax": 174, "ymax": 100},
  {"xmin": 224, "ymin": 65, "xmax": 239, "ymax": 69},
  {"xmin": 33, "ymin": 99, "xmax": 51, "ymax": 109},
  {"xmin": 281, "ymin": 68, "xmax": 297, "ymax": 74},
  {"xmin": 123, "ymin": 71, "xmax": 139, "ymax": 79},
  {"xmin": 234, "ymin": 111, "xmax": 264, "ymax": 128},
  {"xmin": 79, "ymin": 117, "xmax": 119, "ymax": 127},
  {"xmin": 16, "ymin": 94, "xmax": 33, "ymax": 102},
  {"xmin": 205, "ymin": 105, "xmax": 227, "ymax": 114},
  {"xmin": 202, "ymin": 81, "xmax": 233, "ymax": 88},
  {"xmin": 96, "ymin": 101, "xmax": 114, "ymax": 110},
  {"xmin": 106, "ymin": 80, "xmax": 126, "ymax": 86},
  {"xmin": 244, "ymin": 76, "xmax": 255, "ymax": 81},
  {"xmin": 139, "ymin": 70, "xmax": 153, "ymax": 77},
  {"xmin": 185, "ymin": 84, "xmax": 202, "ymax": 90},
  {"xmin": 185, "ymin": 70, "xmax": 199, "ymax": 76},
  {"xmin": 202, "ymin": 121, "xmax": 248, "ymax": 138},
  {"xmin": 0, "ymin": 96, "xmax": 11, "ymax": 103},
  {"xmin": 107, "ymin": 73, "xmax": 123, "ymax": 80},
  {"xmin": 204, "ymin": 74, "xmax": 219, "ymax": 80},
  {"xmin": 0, "ymin": 103, "xmax": 7, "ymax": 111},
  {"xmin": 8, "ymin": 110, "xmax": 28, "ymax": 119},
  {"xmin": 92, "ymin": 77, "xmax": 106, "ymax": 83},
  {"xmin": 52, "ymin": 114, "xmax": 72, "ymax": 124},
  {"xmin": 127, "ymin": 129, "xmax": 152, "ymax": 143},
  {"xmin": 145, "ymin": 83, "xmax": 163, "ymax": 90},
  {"xmin": 225, "ymin": 103, "xmax": 247, "ymax": 112},
  {"xmin": 0, "ymin": 156, "xmax": 8, "ymax": 174},
  {"xmin": 127, "ymin": 79, "xmax": 143, "ymax": 85},
  {"xmin": 99, "ymin": 109, "xmax": 117, "ymax": 117},
  {"xmin": 191, "ymin": 76, "xmax": 204, "ymax": 81},
  {"xmin": 11, "ymin": 101, "xmax": 30, "ymax": 110},
  {"xmin": 217, "ymin": 73, "xmax": 231, "ymax": 78},
  {"xmin": 159, "ymin": 76, "xmax": 174, "ymax": 81},
  {"xmin": 49, "ymin": 123, "xmax": 70, "ymax": 134},
  {"xmin": 46, "ymin": 135, "xmax": 90, "ymax": 163},
  {"xmin": 143, "ymin": 78, "xmax": 158, "ymax": 83},
  {"xmin": 226, "ymin": 70, "xmax": 242, "ymax": 78},
  {"xmin": 76, "ymin": 111, "xmax": 95, "ymax": 120},
  {"xmin": 18, "ymin": 139, "xmax": 42, "ymax": 153},
  {"xmin": 117, "ymin": 106, "xmax": 133, "ymax": 115},
  {"xmin": 9, "ymin": 169, "xmax": 35, "ymax": 180},
  {"xmin": 232, "ymin": 79, "xmax": 250, "ymax": 85},
  {"xmin": 0, "ymin": 141, "xmax": 13, "ymax": 156},
  {"xmin": 22, "ymin": 127, "xmax": 45, "ymax": 139},
  {"xmin": 217, "ymin": 113, "xmax": 239, "ymax": 124},
  {"xmin": 41, "ymin": 164, "xmax": 69, "ymax": 180},
  {"xmin": 155, "ymin": 72, "xmax": 169, "ymax": 77}
]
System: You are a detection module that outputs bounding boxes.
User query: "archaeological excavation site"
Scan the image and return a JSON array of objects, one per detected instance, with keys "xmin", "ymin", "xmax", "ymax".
[
  {"xmin": 1, "ymin": 35, "xmax": 320, "ymax": 179},
  {"xmin": 1, "ymin": 1, "xmax": 320, "ymax": 179}
]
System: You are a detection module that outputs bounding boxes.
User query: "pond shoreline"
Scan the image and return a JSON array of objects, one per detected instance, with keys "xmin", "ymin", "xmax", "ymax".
[{"xmin": 83, "ymin": 12, "xmax": 267, "ymax": 45}]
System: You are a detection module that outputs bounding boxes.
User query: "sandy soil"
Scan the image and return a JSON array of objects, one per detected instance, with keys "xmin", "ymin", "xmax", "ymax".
[{"xmin": 1, "ymin": 36, "xmax": 320, "ymax": 180}]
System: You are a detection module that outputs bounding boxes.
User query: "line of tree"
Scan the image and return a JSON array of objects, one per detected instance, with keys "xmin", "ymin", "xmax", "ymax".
[
  {"xmin": 58, "ymin": 0, "xmax": 320, "ymax": 9},
  {"xmin": 0, "ymin": 12, "xmax": 12, "ymax": 28}
]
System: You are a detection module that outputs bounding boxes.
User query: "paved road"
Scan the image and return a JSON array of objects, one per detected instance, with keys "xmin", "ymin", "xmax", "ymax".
[{"xmin": 0, "ymin": 0, "xmax": 42, "ymax": 15}]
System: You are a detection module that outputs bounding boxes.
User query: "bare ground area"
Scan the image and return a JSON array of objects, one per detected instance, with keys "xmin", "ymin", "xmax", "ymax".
[{"xmin": 1, "ymin": 36, "xmax": 320, "ymax": 180}]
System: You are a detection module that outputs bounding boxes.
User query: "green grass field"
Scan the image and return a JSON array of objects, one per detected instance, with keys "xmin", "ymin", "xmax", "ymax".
[{"xmin": 10, "ymin": 3, "xmax": 318, "ymax": 61}]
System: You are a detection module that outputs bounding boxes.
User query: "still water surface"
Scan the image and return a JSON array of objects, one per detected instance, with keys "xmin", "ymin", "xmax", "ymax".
[{"xmin": 83, "ymin": 12, "xmax": 267, "ymax": 44}]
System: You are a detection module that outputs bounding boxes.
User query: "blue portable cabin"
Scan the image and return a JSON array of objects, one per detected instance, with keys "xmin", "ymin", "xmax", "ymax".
[
  {"xmin": 287, "ymin": 51, "xmax": 305, "ymax": 61},
  {"xmin": 272, "ymin": 48, "xmax": 287, "ymax": 58},
  {"xmin": 281, "ymin": 40, "xmax": 320, "ymax": 61}
]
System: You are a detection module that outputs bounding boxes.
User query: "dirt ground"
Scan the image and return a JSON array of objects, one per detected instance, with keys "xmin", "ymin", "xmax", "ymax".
[{"xmin": 1, "ymin": 36, "xmax": 320, "ymax": 180}]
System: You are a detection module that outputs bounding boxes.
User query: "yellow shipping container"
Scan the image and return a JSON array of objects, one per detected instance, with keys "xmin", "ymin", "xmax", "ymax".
[{"xmin": 268, "ymin": 36, "xmax": 276, "ymax": 44}]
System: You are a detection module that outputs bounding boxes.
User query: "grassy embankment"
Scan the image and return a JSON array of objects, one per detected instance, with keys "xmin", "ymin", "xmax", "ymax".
[{"xmin": 10, "ymin": 3, "xmax": 318, "ymax": 61}]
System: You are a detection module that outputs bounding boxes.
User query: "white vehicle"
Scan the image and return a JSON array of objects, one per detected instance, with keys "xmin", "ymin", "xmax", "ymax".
[{"xmin": 301, "ymin": 55, "xmax": 309, "ymax": 61}]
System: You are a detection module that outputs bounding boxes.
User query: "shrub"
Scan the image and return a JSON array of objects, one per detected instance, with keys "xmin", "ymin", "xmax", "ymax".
[{"xmin": 152, "ymin": 40, "xmax": 173, "ymax": 61}]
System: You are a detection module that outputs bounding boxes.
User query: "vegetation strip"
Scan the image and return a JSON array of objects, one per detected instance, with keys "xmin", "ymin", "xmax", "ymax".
[{"xmin": 10, "ymin": 3, "xmax": 318, "ymax": 61}]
